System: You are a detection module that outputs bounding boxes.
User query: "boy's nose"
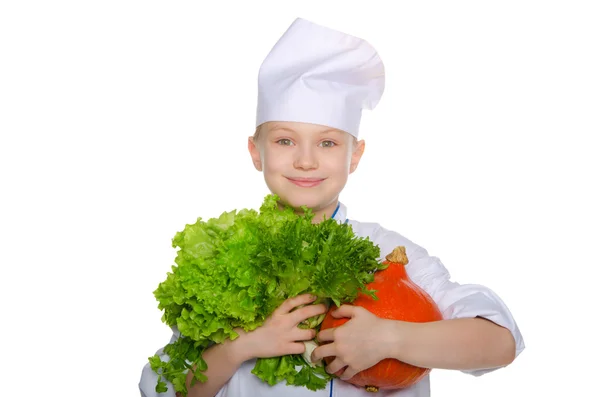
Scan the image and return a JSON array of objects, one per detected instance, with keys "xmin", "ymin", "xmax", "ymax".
[{"xmin": 293, "ymin": 148, "xmax": 318, "ymax": 170}]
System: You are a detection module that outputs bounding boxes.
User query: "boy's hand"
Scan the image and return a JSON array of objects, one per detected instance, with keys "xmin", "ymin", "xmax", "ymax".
[
  {"xmin": 312, "ymin": 305, "xmax": 394, "ymax": 380},
  {"xmin": 233, "ymin": 294, "xmax": 327, "ymax": 362}
]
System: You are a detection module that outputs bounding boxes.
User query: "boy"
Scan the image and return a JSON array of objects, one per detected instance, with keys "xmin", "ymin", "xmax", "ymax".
[{"xmin": 139, "ymin": 17, "xmax": 524, "ymax": 397}]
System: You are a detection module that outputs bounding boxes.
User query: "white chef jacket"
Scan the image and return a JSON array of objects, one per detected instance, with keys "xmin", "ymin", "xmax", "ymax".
[{"xmin": 139, "ymin": 202, "xmax": 525, "ymax": 397}]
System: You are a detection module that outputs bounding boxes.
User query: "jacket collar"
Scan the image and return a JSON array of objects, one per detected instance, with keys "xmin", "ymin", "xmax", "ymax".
[{"xmin": 331, "ymin": 201, "xmax": 348, "ymax": 224}]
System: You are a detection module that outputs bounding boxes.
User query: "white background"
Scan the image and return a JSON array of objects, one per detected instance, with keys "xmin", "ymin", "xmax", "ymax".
[{"xmin": 1, "ymin": 1, "xmax": 599, "ymax": 396}]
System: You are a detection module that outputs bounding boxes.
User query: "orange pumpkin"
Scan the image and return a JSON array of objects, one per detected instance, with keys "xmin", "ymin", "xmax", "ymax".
[{"xmin": 320, "ymin": 246, "xmax": 443, "ymax": 392}]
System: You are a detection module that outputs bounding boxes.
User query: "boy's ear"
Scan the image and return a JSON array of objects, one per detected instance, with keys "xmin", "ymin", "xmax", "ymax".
[
  {"xmin": 349, "ymin": 139, "xmax": 366, "ymax": 174},
  {"xmin": 248, "ymin": 137, "xmax": 263, "ymax": 171}
]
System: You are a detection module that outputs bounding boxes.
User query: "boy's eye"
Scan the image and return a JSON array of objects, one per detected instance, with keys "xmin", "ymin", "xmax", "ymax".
[
  {"xmin": 276, "ymin": 139, "xmax": 293, "ymax": 146},
  {"xmin": 319, "ymin": 140, "xmax": 336, "ymax": 148}
]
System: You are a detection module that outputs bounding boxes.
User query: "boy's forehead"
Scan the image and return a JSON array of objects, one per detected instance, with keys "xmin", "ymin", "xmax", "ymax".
[{"xmin": 264, "ymin": 121, "xmax": 346, "ymax": 135}]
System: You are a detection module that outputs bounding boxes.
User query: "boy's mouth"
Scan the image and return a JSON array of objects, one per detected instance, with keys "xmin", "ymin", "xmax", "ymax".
[{"xmin": 285, "ymin": 177, "xmax": 326, "ymax": 188}]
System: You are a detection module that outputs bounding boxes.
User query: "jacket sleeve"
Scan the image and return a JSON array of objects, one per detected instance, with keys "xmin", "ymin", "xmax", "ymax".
[
  {"xmin": 371, "ymin": 225, "xmax": 525, "ymax": 376},
  {"xmin": 139, "ymin": 328, "xmax": 180, "ymax": 397}
]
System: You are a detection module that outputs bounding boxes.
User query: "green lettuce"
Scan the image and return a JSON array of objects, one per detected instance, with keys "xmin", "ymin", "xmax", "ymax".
[{"xmin": 149, "ymin": 194, "xmax": 384, "ymax": 395}]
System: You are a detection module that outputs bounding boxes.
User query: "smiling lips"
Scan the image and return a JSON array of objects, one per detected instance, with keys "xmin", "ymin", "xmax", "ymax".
[{"xmin": 286, "ymin": 177, "xmax": 325, "ymax": 188}]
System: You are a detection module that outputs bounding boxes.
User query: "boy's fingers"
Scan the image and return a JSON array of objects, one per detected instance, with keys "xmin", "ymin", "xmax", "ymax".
[
  {"xmin": 275, "ymin": 294, "xmax": 316, "ymax": 315},
  {"xmin": 288, "ymin": 342, "xmax": 306, "ymax": 355},
  {"xmin": 316, "ymin": 328, "xmax": 335, "ymax": 343},
  {"xmin": 331, "ymin": 305, "xmax": 356, "ymax": 319},
  {"xmin": 325, "ymin": 357, "xmax": 347, "ymax": 376},
  {"xmin": 292, "ymin": 327, "xmax": 316, "ymax": 341},
  {"xmin": 290, "ymin": 303, "xmax": 327, "ymax": 324},
  {"xmin": 311, "ymin": 342, "xmax": 336, "ymax": 362},
  {"xmin": 338, "ymin": 365, "xmax": 358, "ymax": 380}
]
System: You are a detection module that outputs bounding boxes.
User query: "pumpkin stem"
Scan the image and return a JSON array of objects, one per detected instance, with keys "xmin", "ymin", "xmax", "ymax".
[
  {"xmin": 385, "ymin": 246, "xmax": 409, "ymax": 265},
  {"xmin": 365, "ymin": 385, "xmax": 379, "ymax": 392}
]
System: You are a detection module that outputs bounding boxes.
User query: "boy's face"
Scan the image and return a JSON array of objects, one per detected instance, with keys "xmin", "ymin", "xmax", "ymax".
[{"xmin": 248, "ymin": 121, "xmax": 365, "ymax": 219}]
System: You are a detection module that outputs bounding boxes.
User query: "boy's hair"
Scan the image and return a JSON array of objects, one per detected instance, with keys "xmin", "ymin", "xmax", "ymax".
[
  {"xmin": 253, "ymin": 124, "xmax": 358, "ymax": 146},
  {"xmin": 253, "ymin": 125, "xmax": 263, "ymax": 142}
]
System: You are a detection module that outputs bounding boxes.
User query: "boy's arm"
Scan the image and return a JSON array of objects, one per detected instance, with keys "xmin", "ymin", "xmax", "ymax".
[
  {"xmin": 139, "ymin": 332, "xmax": 249, "ymax": 397},
  {"xmin": 312, "ymin": 226, "xmax": 525, "ymax": 379},
  {"xmin": 402, "ymin": 250, "xmax": 525, "ymax": 375},
  {"xmin": 140, "ymin": 294, "xmax": 326, "ymax": 397},
  {"xmin": 182, "ymin": 294, "xmax": 325, "ymax": 397},
  {"xmin": 180, "ymin": 337, "xmax": 249, "ymax": 397},
  {"xmin": 314, "ymin": 306, "xmax": 515, "ymax": 379},
  {"xmin": 375, "ymin": 228, "xmax": 525, "ymax": 373},
  {"xmin": 386, "ymin": 316, "xmax": 516, "ymax": 370}
]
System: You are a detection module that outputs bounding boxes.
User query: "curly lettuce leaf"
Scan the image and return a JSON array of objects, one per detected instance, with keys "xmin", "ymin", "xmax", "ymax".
[
  {"xmin": 149, "ymin": 194, "xmax": 384, "ymax": 395},
  {"xmin": 251, "ymin": 353, "xmax": 331, "ymax": 391}
]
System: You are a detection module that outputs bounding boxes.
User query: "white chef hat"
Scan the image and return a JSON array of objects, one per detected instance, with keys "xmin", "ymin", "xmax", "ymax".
[{"xmin": 256, "ymin": 17, "xmax": 385, "ymax": 138}]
